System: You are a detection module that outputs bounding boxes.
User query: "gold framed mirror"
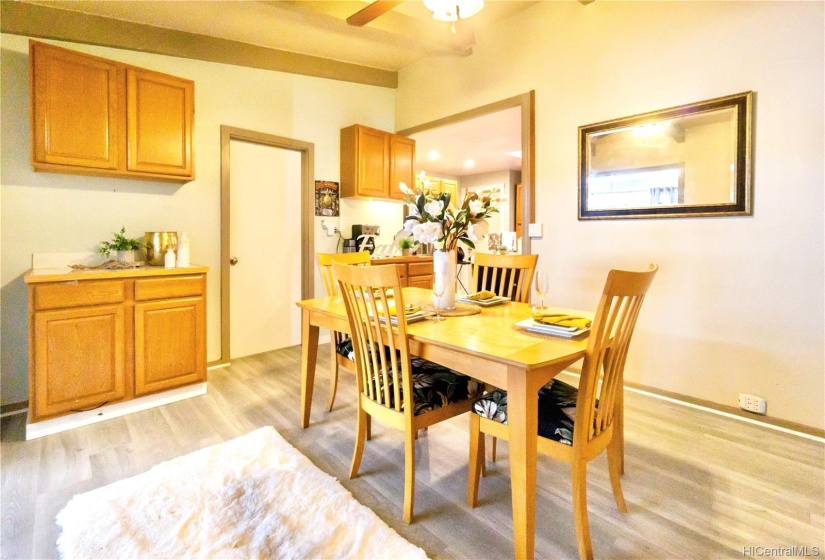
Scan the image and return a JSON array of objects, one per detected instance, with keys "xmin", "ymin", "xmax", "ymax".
[{"xmin": 578, "ymin": 91, "xmax": 753, "ymax": 220}]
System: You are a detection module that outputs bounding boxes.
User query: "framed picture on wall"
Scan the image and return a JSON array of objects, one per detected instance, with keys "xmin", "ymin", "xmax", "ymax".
[{"xmin": 315, "ymin": 181, "xmax": 339, "ymax": 217}]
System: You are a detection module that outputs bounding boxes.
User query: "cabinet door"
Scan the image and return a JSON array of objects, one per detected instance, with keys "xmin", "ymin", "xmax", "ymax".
[
  {"xmin": 356, "ymin": 126, "xmax": 388, "ymax": 198},
  {"xmin": 126, "ymin": 68, "xmax": 194, "ymax": 177},
  {"xmin": 134, "ymin": 297, "xmax": 205, "ymax": 396},
  {"xmin": 408, "ymin": 274, "xmax": 433, "ymax": 289},
  {"xmin": 33, "ymin": 305, "xmax": 126, "ymax": 420},
  {"xmin": 388, "ymin": 135, "xmax": 415, "ymax": 200},
  {"xmin": 441, "ymin": 179, "xmax": 458, "ymax": 208},
  {"xmin": 31, "ymin": 42, "xmax": 119, "ymax": 170}
]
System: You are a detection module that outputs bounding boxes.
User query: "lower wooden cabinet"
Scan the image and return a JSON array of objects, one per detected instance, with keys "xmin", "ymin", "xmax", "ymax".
[
  {"xmin": 135, "ymin": 297, "xmax": 205, "ymax": 396},
  {"xmin": 372, "ymin": 256, "xmax": 433, "ymax": 288},
  {"xmin": 25, "ymin": 267, "xmax": 208, "ymax": 423},
  {"xmin": 32, "ymin": 304, "xmax": 126, "ymax": 419}
]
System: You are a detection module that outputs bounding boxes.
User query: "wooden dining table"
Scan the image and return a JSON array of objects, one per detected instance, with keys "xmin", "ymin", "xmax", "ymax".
[{"xmin": 296, "ymin": 287, "xmax": 592, "ymax": 560}]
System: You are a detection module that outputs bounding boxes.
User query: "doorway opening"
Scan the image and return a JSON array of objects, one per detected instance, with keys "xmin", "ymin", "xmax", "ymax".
[{"xmin": 397, "ymin": 91, "xmax": 535, "ymax": 254}]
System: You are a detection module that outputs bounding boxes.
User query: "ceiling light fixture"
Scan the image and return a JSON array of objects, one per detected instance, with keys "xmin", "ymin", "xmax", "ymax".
[
  {"xmin": 463, "ymin": 159, "xmax": 475, "ymax": 168},
  {"xmin": 423, "ymin": 0, "xmax": 484, "ymax": 29},
  {"xmin": 427, "ymin": 150, "xmax": 440, "ymax": 160}
]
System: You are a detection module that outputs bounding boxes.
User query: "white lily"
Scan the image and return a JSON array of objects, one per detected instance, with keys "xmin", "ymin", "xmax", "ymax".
[{"xmin": 423, "ymin": 199, "xmax": 444, "ymax": 218}]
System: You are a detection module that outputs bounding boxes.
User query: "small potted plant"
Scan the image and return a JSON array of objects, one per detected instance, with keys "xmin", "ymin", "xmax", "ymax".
[
  {"xmin": 398, "ymin": 236, "xmax": 415, "ymax": 256},
  {"xmin": 99, "ymin": 227, "xmax": 144, "ymax": 263}
]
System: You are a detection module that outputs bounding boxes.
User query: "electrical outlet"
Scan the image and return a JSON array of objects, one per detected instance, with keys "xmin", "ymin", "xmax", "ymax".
[{"xmin": 738, "ymin": 393, "xmax": 767, "ymax": 414}]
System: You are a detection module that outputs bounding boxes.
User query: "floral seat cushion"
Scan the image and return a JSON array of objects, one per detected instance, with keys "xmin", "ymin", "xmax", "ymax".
[
  {"xmin": 337, "ymin": 339, "xmax": 482, "ymax": 416},
  {"xmin": 472, "ymin": 379, "xmax": 586, "ymax": 446},
  {"xmin": 336, "ymin": 337, "xmax": 354, "ymax": 358}
]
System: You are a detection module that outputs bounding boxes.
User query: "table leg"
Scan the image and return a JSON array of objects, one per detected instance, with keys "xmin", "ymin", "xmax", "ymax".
[
  {"xmin": 507, "ymin": 366, "xmax": 540, "ymax": 560},
  {"xmin": 301, "ymin": 309, "xmax": 319, "ymax": 429}
]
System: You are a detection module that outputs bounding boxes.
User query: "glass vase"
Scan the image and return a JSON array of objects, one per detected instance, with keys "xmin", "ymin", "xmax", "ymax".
[{"xmin": 432, "ymin": 249, "xmax": 457, "ymax": 310}]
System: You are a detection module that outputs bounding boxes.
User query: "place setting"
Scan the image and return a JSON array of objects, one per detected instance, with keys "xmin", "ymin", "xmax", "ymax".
[
  {"xmin": 514, "ymin": 270, "xmax": 592, "ymax": 339},
  {"xmin": 456, "ymin": 289, "xmax": 510, "ymax": 307}
]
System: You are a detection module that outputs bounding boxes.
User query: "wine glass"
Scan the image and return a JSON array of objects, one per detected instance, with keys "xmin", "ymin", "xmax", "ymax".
[
  {"xmin": 534, "ymin": 270, "xmax": 550, "ymax": 312},
  {"xmin": 431, "ymin": 276, "xmax": 446, "ymax": 322}
]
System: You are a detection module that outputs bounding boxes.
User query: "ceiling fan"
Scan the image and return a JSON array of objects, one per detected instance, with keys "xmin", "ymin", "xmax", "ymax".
[{"xmin": 346, "ymin": 0, "xmax": 483, "ymax": 53}]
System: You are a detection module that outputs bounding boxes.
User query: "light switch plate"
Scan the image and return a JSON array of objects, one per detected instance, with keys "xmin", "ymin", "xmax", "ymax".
[{"xmin": 528, "ymin": 223, "xmax": 543, "ymax": 238}]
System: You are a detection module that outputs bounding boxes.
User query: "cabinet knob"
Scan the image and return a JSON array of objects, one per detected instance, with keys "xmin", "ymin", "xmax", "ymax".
[{"xmin": 229, "ymin": 257, "xmax": 238, "ymax": 265}]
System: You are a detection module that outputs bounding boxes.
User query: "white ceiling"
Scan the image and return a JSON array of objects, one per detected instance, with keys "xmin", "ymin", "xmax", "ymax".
[
  {"xmin": 22, "ymin": 0, "xmax": 530, "ymax": 179},
  {"xmin": 410, "ymin": 106, "xmax": 522, "ymax": 177},
  {"xmin": 25, "ymin": 0, "xmax": 539, "ymax": 72}
]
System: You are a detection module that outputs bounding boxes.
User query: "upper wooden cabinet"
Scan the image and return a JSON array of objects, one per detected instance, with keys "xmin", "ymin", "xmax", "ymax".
[
  {"xmin": 127, "ymin": 68, "xmax": 194, "ymax": 177},
  {"xmin": 416, "ymin": 175, "xmax": 459, "ymax": 209},
  {"xmin": 341, "ymin": 124, "xmax": 414, "ymax": 201},
  {"xmin": 29, "ymin": 41, "xmax": 195, "ymax": 183}
]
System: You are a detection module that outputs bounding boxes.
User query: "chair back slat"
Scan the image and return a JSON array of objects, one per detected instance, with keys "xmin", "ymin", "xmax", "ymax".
[
  {"xmin": 334, "ymin": 263, "xmax": 413, "ymax": 416},
  {"xmin": 316, "ymin": 251, "xmax": 371, "ymax": 297},
  {"xmin": 574, "ymin": 264, "xmax": 658, "ymax": 446},
  {"xmin": 471, "ymin": 253, "xmax": 539, "ymax": 303}
]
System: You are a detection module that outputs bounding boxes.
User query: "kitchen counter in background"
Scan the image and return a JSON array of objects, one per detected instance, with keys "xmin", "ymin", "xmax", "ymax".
[{"xmin": 370, "ymin": 254, "xmax": 433, "ymax": 289}]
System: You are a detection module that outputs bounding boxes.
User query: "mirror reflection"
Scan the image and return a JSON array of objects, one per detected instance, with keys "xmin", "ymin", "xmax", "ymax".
[{"xmin": 579, "ymin": 92, "xmax": 752, "ymax": 219}]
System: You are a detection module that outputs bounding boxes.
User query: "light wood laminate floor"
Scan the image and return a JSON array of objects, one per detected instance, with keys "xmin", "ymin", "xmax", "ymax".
[{"xmin": 2, "ymin": 344, "xmax": 823, "ymax": 559}]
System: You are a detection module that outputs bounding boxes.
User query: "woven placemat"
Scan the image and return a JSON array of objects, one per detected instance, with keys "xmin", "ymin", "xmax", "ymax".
[{"xmin": 422, "ymin": 302, "xmax": 481, "ymax": 317}]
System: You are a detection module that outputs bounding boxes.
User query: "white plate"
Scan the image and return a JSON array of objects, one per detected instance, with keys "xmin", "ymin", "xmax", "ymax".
[
  {"xmin": 515, "ymin": 318, "xmax": 589, "ymax": 338},
  {"xmin": 457, "ymin": 295, "xmax": 510, "ymax": 307}
]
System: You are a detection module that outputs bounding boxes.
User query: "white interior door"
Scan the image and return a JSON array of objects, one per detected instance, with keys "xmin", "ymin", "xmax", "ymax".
[{"xmin": 229, "ymin": 139, "xmax": 302, "ymax": 358}]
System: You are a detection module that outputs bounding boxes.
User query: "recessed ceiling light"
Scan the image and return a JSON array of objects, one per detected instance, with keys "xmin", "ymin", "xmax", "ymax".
[
  {"xmin": 463, "ymin": 159, "xmax": 475, "ymax": 168},
  {"xmin": 507, "ymin": 150, "xmax": 522, "ymax": 158},
  {"xmin": 427, "ymin": 150, "xmax": 440, "ymax": 160}
]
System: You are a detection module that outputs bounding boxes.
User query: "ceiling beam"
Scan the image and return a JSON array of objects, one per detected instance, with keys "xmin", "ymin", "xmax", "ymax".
[{"xmin": 0, "ymin": 1, "xmax": 398, "ymax": 88}]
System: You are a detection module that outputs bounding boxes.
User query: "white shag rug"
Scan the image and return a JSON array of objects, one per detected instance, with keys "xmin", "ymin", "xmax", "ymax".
[{"xmin": 56, "ymin": 426, "xmax": 428, "ymax": 560}]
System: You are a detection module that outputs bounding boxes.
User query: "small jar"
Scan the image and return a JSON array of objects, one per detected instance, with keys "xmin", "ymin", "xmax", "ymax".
[{"xmin": 164, "ymin": 247, "xmax": 176, "ymax": 268}]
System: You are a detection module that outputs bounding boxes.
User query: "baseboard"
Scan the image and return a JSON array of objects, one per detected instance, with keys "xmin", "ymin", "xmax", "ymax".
[
  {"xmin": 25, "ymin": 382, "xmax": 207, "ymax": 440},
  {"xmin": 0, "ymin": 401, "xmax": 28, "ymax": 418},
  {"xmin": 557, "ymin": 370, "xmax": 825, "ymax": 441}
]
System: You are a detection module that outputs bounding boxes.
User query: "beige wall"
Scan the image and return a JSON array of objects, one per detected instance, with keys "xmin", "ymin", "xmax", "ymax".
[
  {"xmin": 397, "ymin": 1, "xmax": 824, "ymax": 429},
  {"xmin": 0, "ymin": 34, "xmax": 396, "ymax": 405}
]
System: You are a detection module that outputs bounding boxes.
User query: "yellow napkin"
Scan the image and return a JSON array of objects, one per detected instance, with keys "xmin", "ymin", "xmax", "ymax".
[
  {"xmin": 387, "ymin": 304, "xmax": 420, "ymax": 316},
  {"xmin": 467, "ymin": 290, "xmax": 497, "ymax": 301},
  {"xmin": 532, "ymin": 313, "xmax": 591, "ymax": 329}
]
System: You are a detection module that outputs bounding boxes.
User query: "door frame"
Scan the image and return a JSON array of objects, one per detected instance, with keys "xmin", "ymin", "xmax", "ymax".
[
  {"xmin": 219, "ymin": 126, "xmax": 315, "ymax": 363},
  {"xmin": 397, "ymin": 91, "xmax": 535, "ymax": 254}
]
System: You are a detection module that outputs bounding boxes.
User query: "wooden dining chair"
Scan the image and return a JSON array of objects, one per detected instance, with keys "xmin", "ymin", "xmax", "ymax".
[
  {"xmin": 472, "ymin": 252, "xmax": 539, "ymax": 462},
  {"xmin": 333, "ymin": 262, "xmax": 483, "ymax": 524},
  {"xmin": 315, "ymin": 251, "xmax": 371, "ymax": 412},
  {"xmin": 472, "ymin": 252, "xmax": 538, "ymax": 303},
  {"xmin": 467, "ymin": 263, "xmax": 658, "ymax": 560}
]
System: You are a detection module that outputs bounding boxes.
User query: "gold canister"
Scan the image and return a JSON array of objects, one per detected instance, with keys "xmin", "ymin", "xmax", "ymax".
[{"xmin": 144, "ymin": 232, "xmax": 178, "ymax": 266}]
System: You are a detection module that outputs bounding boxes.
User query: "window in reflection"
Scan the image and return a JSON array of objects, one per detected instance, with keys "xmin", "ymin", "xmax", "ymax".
[{"xmin": 588, "ymin": 165, "xmax": 683, "ymax": 210}]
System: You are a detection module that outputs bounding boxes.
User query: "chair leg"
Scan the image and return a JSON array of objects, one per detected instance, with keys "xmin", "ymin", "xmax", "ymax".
[
  {"xmin": 571, "ymin": 460, "xmax": 594, "ymax": 560},
  {"xmin": 606, "ymin": 437, "xmax": 628, "ymax": 513},
  {"xmin": 349, "ymin": 407, "xmax": 367, "ymax": 479},
  {"xmin": 616, "ymin": 387, "xmax": 625, "ymax": 475},
  {"xmin": 403, "ymin": 426, "xmax": 416, "ymax": 524},
  {"xmin": 489, "ymin": 436, "xmax": 497, "ymax": 463},
  {"xmin": 327, "ymin": 338, "xmax": 339, "ymax": 412},
  {"xmin": 366, "ymin": 415, "xmax": 372, "ymax": 441},
  {"xmin": 467, "ymin": 414, "xmax": 484, "ymax": 508}
]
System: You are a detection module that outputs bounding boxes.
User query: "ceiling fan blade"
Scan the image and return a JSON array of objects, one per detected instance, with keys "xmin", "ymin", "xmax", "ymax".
[{"xmin": 346, "ymin": 0, "xmax": 403, "ymax": 27}]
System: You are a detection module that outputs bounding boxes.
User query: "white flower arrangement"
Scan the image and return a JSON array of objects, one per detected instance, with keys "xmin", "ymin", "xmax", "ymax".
[{"xmin": 400, "ymin": 172, "xmax": 498, "ymax": 252}]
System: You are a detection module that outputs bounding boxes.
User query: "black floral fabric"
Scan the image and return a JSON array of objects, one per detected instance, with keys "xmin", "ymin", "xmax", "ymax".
[
  {"xmin": 337, "ymin": 339, "xmax": 481, "ymax": 416},
  {"xmin": 472, "ymin": 379, "xmax": 585, "ymax": 446}
]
